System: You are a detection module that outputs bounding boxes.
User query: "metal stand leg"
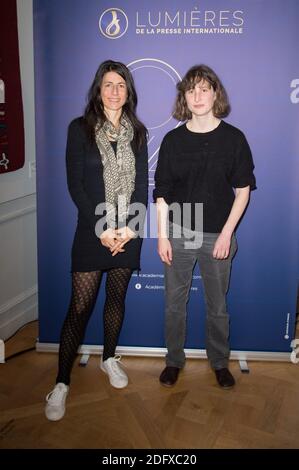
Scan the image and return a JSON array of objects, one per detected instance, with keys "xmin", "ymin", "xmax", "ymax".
[
  {"xmin": 79, "ymin": 353, "xmax": 90, "ymax": 367},
  {"xmin": 239, "ymin": 359, "xmax": 250, "ymax": 373}
]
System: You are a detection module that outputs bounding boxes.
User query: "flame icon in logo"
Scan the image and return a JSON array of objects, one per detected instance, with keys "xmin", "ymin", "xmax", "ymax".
[
  {"xmin": 106, "ymin": 11, "xmax": 120, "ymax": 37},
  {"xmin": 99, "ymin": 8, "xmax": 128, "ymax": 39}
]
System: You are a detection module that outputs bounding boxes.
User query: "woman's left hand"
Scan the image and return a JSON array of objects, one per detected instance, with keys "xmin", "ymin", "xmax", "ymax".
[
  {"xmin": 110, "ymin": 226, "xmax": 136, "ymax": 256},
  {"xmin": 213, "ymin": 232, "xmax": 232, "ymax": 259}
]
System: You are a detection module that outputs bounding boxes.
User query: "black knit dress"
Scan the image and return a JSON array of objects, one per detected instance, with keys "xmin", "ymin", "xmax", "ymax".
[{"xmin": 66, "ymin": 117, "xmax": 148, "ymax": 272}]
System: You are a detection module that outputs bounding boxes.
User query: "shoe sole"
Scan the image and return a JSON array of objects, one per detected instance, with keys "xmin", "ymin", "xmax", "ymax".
[
  {"xmin": 45, "ymin": 410, "xmax": 65, "ymax": 421},
  {"xmin": 159, "ymin": 380, "xmax": 177, "ymax": 388},
  {"xmin": 45, "ymin": 414, "xmax": 65, "ymax": 421},
  {"xmin": 216, "ymin": 383, "xmax": 235, "ymax": 389}
]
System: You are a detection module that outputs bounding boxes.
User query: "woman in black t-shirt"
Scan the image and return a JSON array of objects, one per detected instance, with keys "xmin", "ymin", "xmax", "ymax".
[{"xmin": 154, "ymin": 64, "xmax": 256, "ymax": 389}]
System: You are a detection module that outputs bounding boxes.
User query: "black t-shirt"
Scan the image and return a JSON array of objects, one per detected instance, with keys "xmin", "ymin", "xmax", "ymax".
[{"xmin": 153, "ymin": 120, "xmax": 256, "ymax": 233}]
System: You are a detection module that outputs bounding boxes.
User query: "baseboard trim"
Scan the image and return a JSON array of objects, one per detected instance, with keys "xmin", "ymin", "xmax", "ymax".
[
  {"xmin": 0, "ymin": 285, "xmax": 37, "ymax": 316},
  {"xmin": 1, "ymin": 305, "xmax": 38, "ymax": 341},
  {"xmin": 35, "ymin": 342, "xmax": 292, "ymax": 362},
  {"xmin": 0, "ymin": 286, "xmax": 38, "ymax": 340},
  {"xmin": 0, "ymin": 204, "xmax": 36, "ymax": 225}
]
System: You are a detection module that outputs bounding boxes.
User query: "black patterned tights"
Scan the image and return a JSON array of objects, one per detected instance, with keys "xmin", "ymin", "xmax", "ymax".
[{"xmin": 56, "ymin": 268, "xmax": 132, "ymax": 385}]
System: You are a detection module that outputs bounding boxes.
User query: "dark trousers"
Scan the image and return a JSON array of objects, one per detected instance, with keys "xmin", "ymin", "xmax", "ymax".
[{"xmin": 164, "ymin": 226, "xmax": 237, "ymax": 370}]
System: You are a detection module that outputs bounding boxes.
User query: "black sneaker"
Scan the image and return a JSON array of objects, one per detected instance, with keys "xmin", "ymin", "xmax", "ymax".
[
  {"xmin": 159, "ymin": 366, "xmax": 180, "ymax": 387},
  {"xmin": 214, "ymin": 368, "xmax": 235, "ymax": 389}
]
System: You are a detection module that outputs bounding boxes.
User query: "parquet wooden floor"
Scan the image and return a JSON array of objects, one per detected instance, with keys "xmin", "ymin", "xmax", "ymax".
[{"xmin": 1, "ymin": 321, "xmax": 299, "ymax": 449}]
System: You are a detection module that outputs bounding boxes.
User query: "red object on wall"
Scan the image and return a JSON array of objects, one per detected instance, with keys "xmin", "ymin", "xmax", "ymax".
[{"xmin": 0, "ymin": 0, "xmax": 25, "ymax": 173}]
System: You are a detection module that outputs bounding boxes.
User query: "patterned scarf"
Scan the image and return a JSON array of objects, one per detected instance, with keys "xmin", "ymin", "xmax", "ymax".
[{"xmin": 95, "ymin": 113, "xmax": 135, "ymax": 229}]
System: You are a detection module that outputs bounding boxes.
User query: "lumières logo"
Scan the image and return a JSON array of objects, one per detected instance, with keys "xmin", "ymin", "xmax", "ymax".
[
  {"xmin": 98, "ymin": 6, "xmax": 245, "ymax": 39},
  {"xmin": 135, "ymin": 6, "xmax": 244, "ymax": 35},
  {"xmin": 99, "ymin": 8, "xmax": 128, "ymax": 39}
]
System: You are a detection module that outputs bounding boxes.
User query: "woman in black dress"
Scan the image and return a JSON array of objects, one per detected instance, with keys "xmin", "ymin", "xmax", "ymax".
[{"xmin": 45, "ymin": 60, "xmax": 148, "ymax": 421}]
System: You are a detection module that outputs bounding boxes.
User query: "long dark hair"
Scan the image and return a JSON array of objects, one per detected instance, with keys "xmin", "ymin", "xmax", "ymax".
[
  {"xmin": 173, "ymin": 64, "xmax": 230, "ymax": 121},
  {"xmin": 84, "ymin": 60, "xmax": 147, "ymax": 151}
]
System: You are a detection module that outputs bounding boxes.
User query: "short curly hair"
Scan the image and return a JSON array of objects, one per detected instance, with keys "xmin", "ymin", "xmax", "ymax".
[{"xmin": 173, "ymin": 64, "xmax": 230, "ymax": 121}]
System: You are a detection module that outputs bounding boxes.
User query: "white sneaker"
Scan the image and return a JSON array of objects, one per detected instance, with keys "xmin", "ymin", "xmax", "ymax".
[
  {"xmin": 45, "ymin": 383, "xmax": 69, "ymax": 421},
  {"xmin": 100, "ymin": 355, "xmax": 128, "ymax": 389}
]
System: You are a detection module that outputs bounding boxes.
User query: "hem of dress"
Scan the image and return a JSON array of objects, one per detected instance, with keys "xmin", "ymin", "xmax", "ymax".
[{"xmin": 70, "ymin": 265, "xmax": 141, "ymax": 273}]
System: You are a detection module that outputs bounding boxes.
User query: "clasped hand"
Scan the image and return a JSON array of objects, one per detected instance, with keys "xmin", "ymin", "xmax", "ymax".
[{"xmin": 100, "ymin": 227, "xmax": 135, "ymax": 256}]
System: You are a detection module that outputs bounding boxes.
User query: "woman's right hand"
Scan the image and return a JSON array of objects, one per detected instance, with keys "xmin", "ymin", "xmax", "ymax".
[
  {"xmin": 99, "ymin": 228, "xmax": 118, "ymax": 250},
  {"xmin": 158, "ymin": 238, "xmax": 172, "ymax": 266}
]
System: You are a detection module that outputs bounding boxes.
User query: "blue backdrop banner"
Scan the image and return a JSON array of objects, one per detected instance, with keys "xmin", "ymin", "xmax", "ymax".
[{"xmin": 34, "ymin": 0, "xmax": 299, "ymax": 354}]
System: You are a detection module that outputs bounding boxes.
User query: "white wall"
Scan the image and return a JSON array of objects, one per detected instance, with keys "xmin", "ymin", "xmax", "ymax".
[{"xmin": 0, "ymin": 0, "xmax": 38, "ymax": 340}]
